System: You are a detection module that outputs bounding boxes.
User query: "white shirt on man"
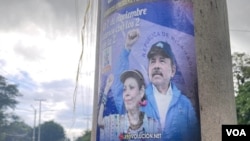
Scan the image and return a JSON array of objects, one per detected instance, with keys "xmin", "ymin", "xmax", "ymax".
[{"xmin": 153, "ymin": 84, "xmax": 173, "ymax": 129}]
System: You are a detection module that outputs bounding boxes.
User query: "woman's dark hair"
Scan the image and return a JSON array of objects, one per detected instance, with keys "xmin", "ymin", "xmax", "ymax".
[{"xmin": 120, "ymin": 69, "xmax": 145, "ymax": 89}]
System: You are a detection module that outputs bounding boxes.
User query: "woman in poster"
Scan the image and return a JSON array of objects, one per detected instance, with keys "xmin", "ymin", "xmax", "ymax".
[{"xmin": 98, "ymin": 70, "xmax": 161, "ymax": 141}]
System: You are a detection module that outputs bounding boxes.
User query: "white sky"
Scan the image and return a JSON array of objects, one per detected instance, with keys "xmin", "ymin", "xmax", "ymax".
[
  {"xmin": 0, "ymin": 0, "xmax": 92, "ymax": 140},
  {"xmin": 227, "ymin": 0, "xmax": 250, "ymax": 55},
  {"xmin": 0, "ymin": 0, "xmax": 249, "ymax": 140}
]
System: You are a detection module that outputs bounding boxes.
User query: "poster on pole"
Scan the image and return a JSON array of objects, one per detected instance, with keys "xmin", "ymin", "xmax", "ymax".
[{"xmin": 96, "ymin": 0, "xmax": 200, "ymax": 140}]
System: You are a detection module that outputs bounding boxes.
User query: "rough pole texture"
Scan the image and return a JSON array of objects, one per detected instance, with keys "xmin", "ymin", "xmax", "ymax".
[{"xmin": 194, "ymin": 0, "xmax": 237, "ymax": 141}]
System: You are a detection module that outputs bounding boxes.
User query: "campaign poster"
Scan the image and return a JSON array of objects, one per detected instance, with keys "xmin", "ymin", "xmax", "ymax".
[{"xmin": 96, "ymin": 0, "xmax": 200, "ymax": 141}]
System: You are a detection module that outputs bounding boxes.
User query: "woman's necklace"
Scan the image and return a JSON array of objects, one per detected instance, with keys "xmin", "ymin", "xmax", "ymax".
[{"xmin": 128, "ymin": 112, "xmax": 144, "ymax": 130}]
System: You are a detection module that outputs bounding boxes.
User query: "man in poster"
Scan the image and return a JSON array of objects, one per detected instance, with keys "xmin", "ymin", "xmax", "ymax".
[{"xmin": 112, "ymin": 29, "xmax": 200, "ymax": 141}]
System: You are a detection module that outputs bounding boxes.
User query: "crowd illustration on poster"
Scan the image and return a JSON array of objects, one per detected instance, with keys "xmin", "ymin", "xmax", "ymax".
[{"xmin": 96, "ymin": 0, "xmax": 201, "ymax": 141}]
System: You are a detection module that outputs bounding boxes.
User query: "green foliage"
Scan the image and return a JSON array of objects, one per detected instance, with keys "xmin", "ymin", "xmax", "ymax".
[
  {"xmin": 0, "ymin": 75, "xmax": 21, "ymax": 123},
  {"xmin": 232, "ymin": 52, "xmax": 250, "ymax": 92},
  {"xmin": 4, "ymin": 120, "xmax": 32, "ymax": 141},
  {"xmin": 75, "ymin": 130, "xmax": 91, "ymax": 141},
  {"xmin": 0, "ymin": 75, "xmax": 21, "ymax": 110},
  {"xmin": 39, "ymin": 120, "xmax": 65, "ymax": 141},
  {"xmin": 232, "ymin": 52, "xmax": 250, "ymax": 124},
  {"xmin": 0, "ymin": 75, "xmax": 23, "ymax": 140},
  {"xmin": 236, "ymin": 82, "xmax": 250, "ymax": 124}
]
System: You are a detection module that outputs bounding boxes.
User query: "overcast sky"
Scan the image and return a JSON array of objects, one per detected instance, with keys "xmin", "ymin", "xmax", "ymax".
[
  {"xmin": 0, "ymin": 0, "xmax": 91, "ymax": 139},
  {"xmin": 227, "ymin": 0, "xmax": 250, "ymax": 54},
  {"xmin": 0, "ymin": 0, "xmax": 249, "ymax": 140}
]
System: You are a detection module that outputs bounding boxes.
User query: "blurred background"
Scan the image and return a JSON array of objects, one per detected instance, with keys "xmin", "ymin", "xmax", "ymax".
[{"xmin": 0, "ymin": 0, "xmax": 249, "ymax": 141}]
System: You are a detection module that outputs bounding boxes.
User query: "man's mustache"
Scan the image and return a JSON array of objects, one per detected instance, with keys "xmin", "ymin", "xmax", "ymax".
[{"xmin": 152, "ymin": 70, "xmax": 163, "ymax": 77}]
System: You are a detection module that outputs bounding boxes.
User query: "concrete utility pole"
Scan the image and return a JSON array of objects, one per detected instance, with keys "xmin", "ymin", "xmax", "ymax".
[
  {"xmin": 35, "ymin": 99, "xmax": 46, "ymax": 141},
  {"xmin": 193, "ymin": 0, "xmax": 237, "ymax": 140},
  {"xmin": 31, "ymin": 105, "xmax": 36, "ymax": 141}
]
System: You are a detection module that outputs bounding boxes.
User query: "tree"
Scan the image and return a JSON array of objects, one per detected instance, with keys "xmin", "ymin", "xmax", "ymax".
[
  {"xmin": 75, "ymin": 130, "xmax": 91, "ymax": 141},
  {"xmin": 232, "ymin": 52, "xmax": 250, "ymax": 124},
  {"xmin": 4, "ymin": 116, "xmax": 32, "ymax": 141},
  {"xmin": 236, "ymin": 81, "xmax": 250, "ymax": 124},
  {"xmin": 39, "ymin": 120, "xmax": 65, "ymax": 141},
  {"xmin": 0, "ymin": 75, "xmax": 22, "ymax": 140},
  {"xmin": 232, "ymin": 52, "xmax": 250, "ymax": 93},
  {"xmin": 0, "ymin": 75, "xmax": 21, "ymax": 110}
]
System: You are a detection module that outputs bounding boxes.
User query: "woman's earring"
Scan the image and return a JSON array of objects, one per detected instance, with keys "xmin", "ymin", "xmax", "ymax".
[{"xmin": 139, "ymin": 99, "xmax": 147, "ymax": 106}]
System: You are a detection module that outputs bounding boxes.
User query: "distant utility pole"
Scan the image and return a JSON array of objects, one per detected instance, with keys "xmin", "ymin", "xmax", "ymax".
[
  {"xmin": 31, "ymin": 105, "xmax": 36, "ymax": 141},
  {"xmin": 35, "ymin": 99, "xmax": 46, "ymax": 141},
  {"xmin": 83, "ymin": 116, "xmax": 91, "ymax": 130}
]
